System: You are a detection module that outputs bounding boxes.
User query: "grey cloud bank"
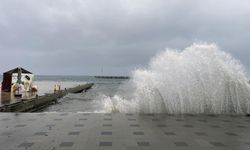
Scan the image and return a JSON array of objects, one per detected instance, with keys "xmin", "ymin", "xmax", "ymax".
[{"xmin": 0, "ymin": 0, "xmax": 249, "ymax": 75}]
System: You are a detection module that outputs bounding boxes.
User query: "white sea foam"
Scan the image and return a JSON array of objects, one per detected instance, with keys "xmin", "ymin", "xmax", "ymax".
[{"xmin": 103, "ymin": 43, "xmax": 250, "ymax": 114}]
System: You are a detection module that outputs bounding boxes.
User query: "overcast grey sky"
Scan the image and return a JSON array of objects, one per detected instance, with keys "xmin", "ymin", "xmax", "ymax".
[{"xmin": 0, "ymin": 0, "xmax": 249, "ymax": 75}]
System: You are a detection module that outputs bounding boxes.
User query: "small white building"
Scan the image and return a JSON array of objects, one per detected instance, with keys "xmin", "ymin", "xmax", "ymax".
[{"xmin": 1, "ymin": 67, "xmax": 34, "ymax": 93}]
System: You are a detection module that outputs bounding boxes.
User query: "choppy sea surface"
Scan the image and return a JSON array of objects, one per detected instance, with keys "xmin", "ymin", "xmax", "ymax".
[{"xmin": 33, "ymin": 75, "xmax": 128, "ymax": 112}]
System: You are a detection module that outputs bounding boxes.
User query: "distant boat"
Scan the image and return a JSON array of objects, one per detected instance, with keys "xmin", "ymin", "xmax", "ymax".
[{"xmin": 94, "ymin": 76, "xmax": 130, "ymax": 79}]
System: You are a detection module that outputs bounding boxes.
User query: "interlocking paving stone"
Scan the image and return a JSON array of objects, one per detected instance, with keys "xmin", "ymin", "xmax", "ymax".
[
  {"xmin": 222, "ymin": 119, "xmax": 231, "ymax": 122},
  {"xmin": 60, "ymin": 113, "xmax": 68, "ymax": 116},
  {"xmin": 27, "ymin": 119, "xmax": 37, "ymax": 121},
  {"xmin": 130, "ymin": 124, "xmax": 140, "ymax": 127},
  {"xmin": 165, "ymin": 132, "xmax": 176, "ymax": 135},
  {"xmin": 157, "ymin": 124, "xmax": 167, "ymax": 127},
  {"xmin": 104, "ymin": 113, "xmax": 112, "ymax": 116},
  {"xmin": 133, "ymin": 131, "xmax": 144, "ymax": 135},
  {"xmin": 187, "ymin": 114, "xmax": 196, "ymax": 117},
  {"xmin": 0, "ymin": 132, "xmax": 12, "ymax": 136},
  {"xmin": 225, "ymin": 132, "xmax": 238, "ymax": 136},
  {"xmin": 174, "ymin": 142, "xmax": 188, "ymax": 147},
  {"xmin": 1, "ymin": 118, "xmax": 11, "ymax": 121},
  {"xmin": 15, "ymin": 124, "xmax": 26, "ymax": 127},
  {"xmin": 101, "ymin": 131, "xmax": 112, "ymax": 135},
  {"xmin": 18, "ymin": 142, "xmax": 34, "ymax": 148},
  {"xmin": 195, "ymin": 132, "xmax": 207, "ymax": 136},
  {"xmin": 74, "ymin": 124, "xmax": 84, "ymax": 127},
  {"xmin": 176, "ymin": 119, "xmax": 184, "ymax": 121},
  {"xmin": 99, "ymin": 142, "xmax": 112, "ymax": 146},
  {"xmin": 37, "ymin": 113, "xmax": 46, "ymax": 116},
  {"xmin": 197, "ymin": 119, "xmax": 207, "ymax": 122},
  {"xmin": 210, "ymin": 142, "xmax": 226, "ymax": 147},
  {"xmin": 34, "ymin": 132, "xmax": 48, "ymax": 136},
  {"xmin": 183, "ymin": 125, "xmax": 194, "ymax": 128},
  {"xmin": 152, "ymin": 119, "xmax": 160, "ymax": 121},
  {"xmin": 60, "ymin": 142, "xmax": 74, "ymax": 147},
  {"xmin": 210, "ymin": 125, "xmax": 220, "ymax": 128},
  {"xmin": 208, "ymin": 114, "xmax": 218, "ymax": 117},
  {"xmin": 103, "ymin": 124, "xmax": 112, "ymax": 127},
  {"xmin": 237, "ymin": 125, "xmax": 247, "ymax": 128},
  {"xmin": 68, "ymin": 131, "xmax": 80, "ymax": 135},
  {"xmin": 137, "ymin": 142, "xmax": 150, "ymax": 147},
  {"xmin": 126, "ymin": 113, "xmax": 133, "ymax": 116}
]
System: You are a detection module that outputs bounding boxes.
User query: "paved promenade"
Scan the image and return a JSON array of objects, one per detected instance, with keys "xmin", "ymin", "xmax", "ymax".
[{"xmin": 0, "ymin": 113, "xmax": 250, "ymax": 150}]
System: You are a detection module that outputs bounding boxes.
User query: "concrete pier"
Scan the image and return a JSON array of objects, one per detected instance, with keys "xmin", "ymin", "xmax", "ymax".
[
  {"xmin": 0, "ymin": 83, "xmax": 94, "ymax": 112},
  {"xmin": 0, "ymin": 113, "xmax": 250, "ymax": 150}
]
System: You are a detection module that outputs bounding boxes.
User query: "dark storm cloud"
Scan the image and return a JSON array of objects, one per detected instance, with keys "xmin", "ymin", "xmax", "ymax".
[{"xmin": 0, "ymin": 0, "xmax": 249, "ymax": 75}]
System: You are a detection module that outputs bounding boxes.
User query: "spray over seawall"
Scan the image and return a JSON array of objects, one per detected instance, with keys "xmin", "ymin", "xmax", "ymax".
[{"xmin": 103, "ymin": 43, "xmax": 250, "ymax": 114}]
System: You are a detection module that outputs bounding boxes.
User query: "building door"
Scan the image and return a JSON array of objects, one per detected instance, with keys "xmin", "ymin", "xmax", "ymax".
[{"xmin": 2, "ymin": 73, "xmax": 12, "ymax": 92}]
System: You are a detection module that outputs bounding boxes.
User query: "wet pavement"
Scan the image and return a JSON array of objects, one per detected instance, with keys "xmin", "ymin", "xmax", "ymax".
[{"xmin": 0, "ymin": 113, "xmax": 250, "ymax": 150}]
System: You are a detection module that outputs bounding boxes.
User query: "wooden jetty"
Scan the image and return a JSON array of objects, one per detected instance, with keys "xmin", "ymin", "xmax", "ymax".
[{"xmin": 0, "ymin": 83, "xmax": 94, "ymax": 112}]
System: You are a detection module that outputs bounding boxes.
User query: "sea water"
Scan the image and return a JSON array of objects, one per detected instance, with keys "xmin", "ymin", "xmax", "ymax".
[{"xmin": 36, "ymin": 76, "xmax": 127, "ymax": 112}]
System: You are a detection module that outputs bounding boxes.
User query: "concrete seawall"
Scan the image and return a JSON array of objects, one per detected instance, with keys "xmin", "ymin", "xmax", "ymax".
[{"xmin": 0, "ymin": 83, "xmax": 94, "ymax": 112}]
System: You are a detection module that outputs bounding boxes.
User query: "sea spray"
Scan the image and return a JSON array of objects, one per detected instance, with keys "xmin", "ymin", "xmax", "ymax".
[{"xmin": 103, "ymin": 43, "xmax": 250, "ymax": 114}]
